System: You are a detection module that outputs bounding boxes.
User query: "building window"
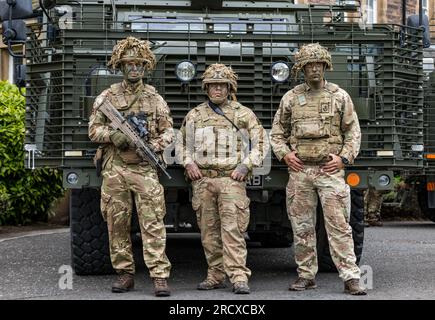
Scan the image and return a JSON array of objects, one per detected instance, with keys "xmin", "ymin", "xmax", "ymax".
[
  {"xmin": 422, "ymin": 0, "xmax": 428, "ymax": 16},
  {"xmin": 366, "ymin": 0, "xmax": 377, "ymax": 24}
]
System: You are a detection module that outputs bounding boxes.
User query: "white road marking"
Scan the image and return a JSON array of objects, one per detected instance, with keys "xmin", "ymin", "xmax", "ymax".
[{"xmin": 0, "ymin": 228, "xmax": 69, "ymax": 243}]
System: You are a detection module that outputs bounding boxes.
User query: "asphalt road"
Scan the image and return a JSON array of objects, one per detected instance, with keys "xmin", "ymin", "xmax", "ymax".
[{"xmin": 0, "ymin": 221, "xmax": 434, "ymax": 300}]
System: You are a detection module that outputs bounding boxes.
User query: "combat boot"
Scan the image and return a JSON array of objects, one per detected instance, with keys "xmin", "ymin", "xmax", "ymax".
[
  {"xmin": 289, "ymin": 277, "xmax": 317, "ymax": 291},
  {"xmin": 197, "ymin": 278, "xmax": 227, "ymax": 290},
  {"xmin": 112, "ymin": 273, "xmax": 134, "ymax": 293},
  {"xmin": 232, "ymin": 281, "xmax": 250, "ymax": 294},
  {"xmin": 344, "ymin": 279, "xmax": 367, "ymax": 295},
  {"xmin": 153, "ymin": 278, "xmax": 171, "ymax": 297}
]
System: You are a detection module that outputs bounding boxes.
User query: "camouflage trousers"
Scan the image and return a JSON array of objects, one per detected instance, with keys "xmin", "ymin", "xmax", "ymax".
[
  {"xmin": 100, "ymin": 162, "xmax": 171, "ymax": 278},
  {"xmin": 191, "ymin": 177, "xmax": 251, "ymax": 284},
  {"xmin": 364, "ymin": 187, "xmax": 383, "ymax": 222},
  {"xmin": 286, "ymin": 166, "xmax": 360, "ymax": 281}
]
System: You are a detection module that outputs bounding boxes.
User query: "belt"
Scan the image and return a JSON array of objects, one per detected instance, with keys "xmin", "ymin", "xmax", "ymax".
[
  {"xmin": 200, "ymin": 169, "xmax": 233, "ymax": 178},
  {"xmin": 111, "ymin": 158, "xmax": 150, "ymax": 167},
  {"xmin": 302, "ymin": 160, "xmax": 329, "ymax": 166}
]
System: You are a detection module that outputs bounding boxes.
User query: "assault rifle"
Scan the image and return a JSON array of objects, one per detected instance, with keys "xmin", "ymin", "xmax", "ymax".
[{"xmin": 97, "ymin": 99, "xmax": 172, "ymax": 179}]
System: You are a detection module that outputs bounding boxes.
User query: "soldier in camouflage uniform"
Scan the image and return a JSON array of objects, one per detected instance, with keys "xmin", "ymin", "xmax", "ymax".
[
  {"xmin": 270, "ymin": 43, "xmax": 367, "ymax": 295},
  {"xmin": 364, "ymin": 186, "xmax": 384, "ymax": 227},
  {"xmin": 88, "ymin": 36, "xmax": 173, "ymax": 297},
  {"xmin": 178, "ymin": 64, "xmax": 268, "ymax": 294}
]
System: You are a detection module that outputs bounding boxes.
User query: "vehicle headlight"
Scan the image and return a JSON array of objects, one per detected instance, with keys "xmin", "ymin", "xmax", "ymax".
[
  {"xmin": 378, "ymin": 175, "xmax": 390, "ymax": 187},
  {"xmin": 411, "ymin": 144, "xmax": 424, "ymax": 152},
  {"xmin": 270, "ymin": 61, "xmax": 290, "ymax": 83},
  {"xmin": 67, "ymin": 172, "xmax": 79, "ymax": 185},
  {"xmin": 175, "ymin": 60, "xmax": 196, "ymax": 82}
]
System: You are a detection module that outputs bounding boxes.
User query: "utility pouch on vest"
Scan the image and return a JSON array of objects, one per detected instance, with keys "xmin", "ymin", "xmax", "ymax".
[
  {"xmin": 118, "ymin": 149, "xmax": 143, "ymax": 164},
  {"xmin": 293, "ymin": 118, "xmax": 330, "ymax": 139},
  {"xmin": 296, "ymin": 139, "xmax": 329, "ymax": 162},
  {"xmin": 93, "ymin": 146, "xmax": 104, "ymax": 177}
]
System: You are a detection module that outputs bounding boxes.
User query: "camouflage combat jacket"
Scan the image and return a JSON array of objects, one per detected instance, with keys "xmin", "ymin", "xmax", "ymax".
[
  {"xmin": 179, "ymin": 100, "xmax": 267, "ymax": 172},
  {"xmin": 270, "ymin": 81, "xmax": 361, "ymax": 163}
]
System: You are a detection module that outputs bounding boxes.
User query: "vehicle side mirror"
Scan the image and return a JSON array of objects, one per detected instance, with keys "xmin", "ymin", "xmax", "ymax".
[
  {"xmin": 0, "ymin": 0, "xmax": 33, "ymax": 20},
  {"xmin": 2, "ymin": 19, "xmax": 26, "ymax": 40},
  {"xmin": 0, "ymin": 0, "xmax": 33, "ymax": 58}
]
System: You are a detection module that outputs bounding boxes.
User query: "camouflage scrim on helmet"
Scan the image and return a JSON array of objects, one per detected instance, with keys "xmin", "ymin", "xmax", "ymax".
[
  {"xmin": 291, "ymin": 43, "xmax": 333, "ymax": 78},
  {"xmin": 201, "ymin": 63, "xmax": 238, "ymax": 94},
  {"xmin": 108, "ymin": 36, "xmax": 156, "ymax": 71}
]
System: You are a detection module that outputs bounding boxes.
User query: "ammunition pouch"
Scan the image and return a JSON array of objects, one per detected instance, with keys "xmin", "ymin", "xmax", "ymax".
[
  {"xmin": 296, "ymin": 139, "xmax": 329, "ymax": 162},
  {"xmin": 199, "ymin": 168, "xmax": 234, "ymax": 178},
  {"xmin": 293, "ymin": 118, "xmax": 330, "ymax": 139},
  {"xmin": 118, "ymin": 148, "xmax": 143, "ymax": 164}
]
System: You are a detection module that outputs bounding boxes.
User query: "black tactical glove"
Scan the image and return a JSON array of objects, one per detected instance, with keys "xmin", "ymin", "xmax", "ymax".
[{"xmin": 110, "ymin": 130, "xmax": 130, "ymax": 150}]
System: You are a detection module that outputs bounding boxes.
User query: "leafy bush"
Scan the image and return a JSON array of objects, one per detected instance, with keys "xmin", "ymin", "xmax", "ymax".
[{"xmin": 0, "ymin": 81, "xmax": 64, "ymax": 225}]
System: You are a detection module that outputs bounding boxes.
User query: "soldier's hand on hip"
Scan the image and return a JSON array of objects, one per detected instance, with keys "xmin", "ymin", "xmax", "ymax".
[
  {"xmin": 321, "ymin": 153, "xmax": 344, "ymax": 173},
  {"xmin": 186, "ymin": 162, "xmax": 203, "ymax": 181},
  {"xmin": 283, "ymin": 151, "xmax": 304, "ymax": 172},
  {"xmin": 109, "ymin": 130, "xmax": 130, "ymax": 150},
  {"xmin": 231, "ymin": 164, "xmax": 249, "ymax": 182}
]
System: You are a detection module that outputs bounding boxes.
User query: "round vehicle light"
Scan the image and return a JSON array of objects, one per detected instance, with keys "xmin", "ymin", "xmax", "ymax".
[
  {"xmin": 270, "ymin": 61, "xmax": 290, "ymax": 83},
  {"xmin": 378, "ymin": 174, "xmax": 391, "ymax": 187},
  {"xmin": 346, "ymin": 173, "xmax": 360, "ymax": 187},
  {"xmin": 67, "ymin": 172, "xmax": 79, "ymax": 185},
  {"xmin": 175, "ymin": 60, "xmax": 196, "ymax": 82}
]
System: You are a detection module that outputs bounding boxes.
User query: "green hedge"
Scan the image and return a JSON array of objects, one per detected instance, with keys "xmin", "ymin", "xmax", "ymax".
[{"xmin": 0, "ymin": 81, "xmax": 64, "ymax": 225}]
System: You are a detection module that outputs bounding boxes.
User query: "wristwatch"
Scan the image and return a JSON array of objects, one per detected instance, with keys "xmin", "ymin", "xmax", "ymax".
[{"xmin": 340, "ymin": 156, "xmax": 349, "ymax": 165}]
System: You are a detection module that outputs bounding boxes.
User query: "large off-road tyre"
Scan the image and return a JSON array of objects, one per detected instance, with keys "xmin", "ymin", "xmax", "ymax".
[
  {"xmin": 417, "ymin": 182, "xmax": 435, "ymax": 222},
  {"xmin": 250, "ymin": 228, "xmax": 293, "ymax": 248},
  {"xmin": 316, "ymin": 189, "xmax": 365, "ymax": 272},
  {"xmin": 70, "ymin": 188, "xmax": 114, "ymax": 275},
  {"xmin": 248, "ymin": 196, "xmax": 294, "ymax": 248}
]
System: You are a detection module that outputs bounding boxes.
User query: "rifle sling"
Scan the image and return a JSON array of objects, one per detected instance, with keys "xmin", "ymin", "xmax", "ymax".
[
  {"xmin": 207, "ymin": 100, "xmax": 252, "ymax": 151},
  {"xmin": 207, "ymin": 100, "xmax": 240, "ymax": 132}
]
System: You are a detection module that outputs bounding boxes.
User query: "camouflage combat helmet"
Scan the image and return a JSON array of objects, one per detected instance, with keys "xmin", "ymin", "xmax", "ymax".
[
  {"xmin": 292, "ymin": 43, "xmax": 333, "ymax": 78},
  {"xmin": 201, "ymin": 63, "xmax": 238, "ymax": 96},
  {"xmin": 108, "ymin": 36, "xmax": 156, "ymax": 70}
]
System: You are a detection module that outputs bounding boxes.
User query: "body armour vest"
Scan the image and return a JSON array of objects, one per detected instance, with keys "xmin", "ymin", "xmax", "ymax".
[
  {"xmin": 192, "ymin": 101, "xmax": 248, "ymax": 170},
  {"xmin": 109, "ymin": 82, "xmax": 159, "ymax": 164},
  {"xmin": 289, "ymin": 82, "xmax": 344, "ymax": 162}
]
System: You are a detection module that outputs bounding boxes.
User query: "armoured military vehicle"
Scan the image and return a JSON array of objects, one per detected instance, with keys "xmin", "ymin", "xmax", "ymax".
[{"xmin": 1, "ymin": 0, "xmax": 431, "ymax": 274}]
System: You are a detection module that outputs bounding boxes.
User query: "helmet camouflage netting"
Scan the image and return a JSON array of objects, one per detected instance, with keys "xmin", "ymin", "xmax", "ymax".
[
  {"xmin": 201, "ymin": 63, "xmax": 238, "ymax": 94},
  {"xmin": 291, "ymin": 43, "xmax": 333, "ymax": 78},
  {"xmin": 108, "ymin": 36, "xmax": 156, "ymax": 70}
]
